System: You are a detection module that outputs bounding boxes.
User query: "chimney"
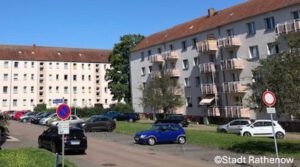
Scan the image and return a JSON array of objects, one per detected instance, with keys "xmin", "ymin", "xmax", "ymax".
[{"xmin": 208, "ymin": 8, "xmax": 217, "ymax": 17}]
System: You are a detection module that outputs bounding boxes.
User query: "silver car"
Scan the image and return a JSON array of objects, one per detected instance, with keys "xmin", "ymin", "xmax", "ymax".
[{"xmin": 217, "ymin": 119, "xmax": 251, "ymax": 133}]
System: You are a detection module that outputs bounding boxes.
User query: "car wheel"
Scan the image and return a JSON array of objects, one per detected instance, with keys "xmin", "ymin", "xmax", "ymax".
[
  {"xmin": 276, "ymin": 132, "xmax": 285, "ymax": 139},
  {"xmin": 243, "ymin": 132, "xmax": 251, "ymax": 137},
  {"xmin": 177, "ymin": 136, "xmax": 186, "ymax": 144},
  {"xmin": 38, "ymin": 138, "xmax": 43, "ymax": 148},
  {"xmin": 51, "ymin": 142, "xmax": 57, "ymax": 153},
  {"xmin": 107, "ymin": 125, "xmax": 114, "ymax": 132},
  {"xmin": 220, "ymin": 129, "xmax": 227, "ymax": 133},
  {"xmin": 148, "ymin": 137, "xmax": 156, "ymax": 146},
  {"xmin": 129, "ymin": 118, "xmax": 133, "ymax": 123}
]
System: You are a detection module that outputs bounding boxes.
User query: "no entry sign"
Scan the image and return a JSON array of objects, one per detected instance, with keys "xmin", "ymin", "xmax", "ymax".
[
  {"xmin": 262, "ymin": 91, "xmax": 276, "ymax": 107},
  {"xmin": 56, "ymin": 104, "xmax": 71, "ymax": 120}
]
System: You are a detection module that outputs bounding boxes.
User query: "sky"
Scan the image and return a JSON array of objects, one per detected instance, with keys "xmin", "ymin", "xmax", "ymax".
[{"xmin": 0, "ymin": 0, "xmax": 246, "ymax": 50}]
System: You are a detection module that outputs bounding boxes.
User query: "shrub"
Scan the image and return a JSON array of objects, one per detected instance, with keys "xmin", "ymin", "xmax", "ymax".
[
  {"xmin": 109, "ymin": 103, "xmax": 133, "ymax": 113},
  {"xmin": 34, "ymin": 103, "xmax": 47, "ymax": 112}
]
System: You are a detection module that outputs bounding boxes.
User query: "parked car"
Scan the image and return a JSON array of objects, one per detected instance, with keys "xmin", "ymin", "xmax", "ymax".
[
  {"xmin": 102, "ymin": 111, "xmax": 120, "ymax": 120},
  {"xmin": 38, "ymin": 126, "xmax": 87, "ymax": 154},
  {"xmin": 39, "ymin": 113, "xmax": 57, "ymax": 125},
  {"xmin": 13, "ymin": 111, "xmax": 30, "ymax": 121},
  {"xmin": 155, "ymin": 114, "xmax": 189, "ymax": 127},
  {"xmin": 114, "ymin": 113, "xmax": 140, "ymax": 122},
  {"xmin": 79, "ymin": 115, "xmax": 116, "ymax": 132},
  {"xmin": 134, "ymin": 123, "xmax": 186, "ymax": 146},
  {"xmin": 4, "ymin": 111, "xmax": 15, "ymax": 120},
  {"xmin": 240, "ymin": 120, "xmax": 286, "ymax": 139},
  {"xmin": 31, "ymin": 112, "xmax": 51, "ymax": 124},
  {"xmin": 19, "ymin": 112, "xmax": 39, "ymax": 123},
  {"xmin": 51, "ymin": 115, "xmax": 84, "ymax": 127},
  {"xmin": 217, "ymin": 119, "xmax": 251, "ymax": 133}
]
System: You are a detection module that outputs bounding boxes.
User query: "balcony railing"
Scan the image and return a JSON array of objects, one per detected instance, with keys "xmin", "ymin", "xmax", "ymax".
[
  {"xmin": 276, "ymin": 19, "xmax": 300, "ymax": 35},
  {"xmin": 220, "ymin": 59, "xmax": 244, "ymax": 70},
  {"xmin": 201, "ymin": 84, "xmax": 217, "ymax": 95},
  {"xmin": 199, "ymin": 63, "xmax": 216, "ymax": 73},
  {"xmin": 197, "ymin": 39, "xmax": 218, "ymax": 53},
  {"xmin": 149, "ymin": 71, "xmax": 161, "ymax": 78},
  {"xmin": 222, "ymin": 106, "xmax": 251, "ymax": 118},
  {"xmin": 217, "ymin": 36, "xmax": 241, "ymax": 48},
  {"xmin": 207, "ymin": 107, "xmax": 220, "ymax": 116},
  {"xmin": 165, "ymin": 52, "xmax": 179, "ymax": 61},
  {"xmin": 222, "ymin": 82, "xmax": 247, "ymax": 93},
  {"xmin": 167, "ymin": 69, "xmax": 180, "ymax": 77},
  {"xmin": 150, "ymin": 54, "xmax": 164, "ymax": 63}
]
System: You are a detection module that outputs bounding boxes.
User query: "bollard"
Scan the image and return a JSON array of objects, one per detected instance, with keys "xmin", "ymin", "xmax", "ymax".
[{"xmin": 55, "ymin": 153, "xmax": 60, "ymax": 167}]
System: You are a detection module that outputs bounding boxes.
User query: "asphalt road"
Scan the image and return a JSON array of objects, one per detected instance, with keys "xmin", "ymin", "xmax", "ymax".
[{"xmin": 3, "ymin": 121, "xmax": 299, "ymax": 167}]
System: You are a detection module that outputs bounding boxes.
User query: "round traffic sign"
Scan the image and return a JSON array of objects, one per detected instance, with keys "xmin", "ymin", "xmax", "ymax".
[
  {"xmin": 56, "ymin": 104, "xmax": 71, "ymax": 120},
  {"xmin": 262, "ymin": 91, "xmax": 276, "ymax": 107}
]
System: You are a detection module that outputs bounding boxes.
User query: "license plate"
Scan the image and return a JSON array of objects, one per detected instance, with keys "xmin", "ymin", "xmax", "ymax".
[{"xmin": 71, "ymin": 140, "xmax": 80, "ymax": 145}]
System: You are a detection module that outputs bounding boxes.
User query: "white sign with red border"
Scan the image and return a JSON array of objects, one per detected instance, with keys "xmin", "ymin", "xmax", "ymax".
[{"xmin": 262, "ymin": 90, "xmax": 276, "ymax": 107}]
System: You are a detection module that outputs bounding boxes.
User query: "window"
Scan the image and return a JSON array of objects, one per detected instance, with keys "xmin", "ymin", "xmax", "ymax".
[
  {"xmin": 48, "ymin": 74, "xmax": 52, "ymax": 81},
  {"xmin": 88, "ymin": 87, "xmax": 92, "ymax": 93},
  {"xmin": 157, "ymin": 48, "xmax": 162, "ymax": 54},
  {"xmin": 73, "ymin": 87, "xmax": 77, "ymax": 94},
  {"xmin": 14, "ymin": 62, "xmax": 19, "ymax": 68},
  {"xmin": 249, "ymin": 46, "xmax": 260, "ymax": 59},
  {"xmin": 49, "ymin": 86, "xmax": 52, "ymax": 93},
  {"xmin": 105, "ymin": 87, "xmax": 108, "ymax": 93},
  {"xmin": 81, "ymin": 64, "xmax": 84, "ymax": 70},
  {"xmin": 49, "ymin": 62, "xmax": 53, "ymax": 69},
  {"xmin": 4, "ymin": 61, "xmax": 9, "ymax": 68},
  {"xmin": 186, "ymin": 97, "xmax": 192, "ymax": 107},
  {"xmin": 247, "ymin": 22, "xmax": 256, "ymax": 35},
  {"xmin": 105, "ymin": 99, "xmax": 108, "ymax": 104},
  {"xmin": 292, "ymin": 10, "xmax": 300, "ymax": 19},
  {"xmin": 88, "ymin": 64, "xmax": 91, "ymax": 70},
  {"xmin": 226, "ymin": 28, "xmax": 234, "ymax": 37},
  {"xmin": 182, "ymin": 59, "xmax": 189, "ymax": 70},
  {"xmin": 82, "ymin": 87, "xmax": 85, "ymax": 93},
  {"xmin": 31, "ymin": 74, "xmax": 34, "ymax": 80},
  {"xmin": 13, "ymin": 74, "xmax": 18, "ymax": 81},
  {"xmin": 2, "ymin": 99, "xmax": 7, "ymax": 107},
  {"xmin": 13, "ymin": 86, "xmax": 18, "ymax": 94},
  {"xmin": 141, "ymin": 52, "xmax": 144, "ymax": 61},
  {"xmin": 264, "ymin": 17, "xmax": 275, "ymax": 30},
  {"xmin": 82, "ymin": 75, "xmax": 85, "ymax": 81},
  {"xmin": 23, "ymin": 86, "xmax": 27, "ymax": 93},
  {"xmin": 13, "ymin": 99, "xmax": 17, "ymax": 107},
  {"xmin": 88, "ymin": 75, "xmax": 91, "ymax": 81},
  {"xmin": 193, "ymin": 57, "xmax": 199, "ymax": 66},
  {"xmin": 148, "ymin": 66, "xmax": 152, "ymax": 73},
  {"xmin": 229, "ymin": 50, "xmax": 237, "ymax": 59},
  {"xmin": 195, "ymin": 77, "xmax": 200, "ymax": 87},
  {"xmin": 24, "ymin": 62, "xmax": 28, "ymax": 68},
  {"xmin": 147, "ymin": 50, "xmax": 151, "ymax": 60},
  {"xmin": 192, "ymin": 38, "xmax": 198, "ymax": 49},
  {"xmin": 31, "ymin": 62, "xmax": 35, "ymax": 68},
  {"xmin": 253, "ymin": 122, "xmax": 264, "ymax": 127},
  {"xmin": 73, "ymin": 63, "xmax": 77, "ymax": 70},
  {"xmin": 64, "ymin": 63, "xmax": 68, "ymax": 70},
  {"xmin": 267, "ymin": 43, "xmax": 279, "ymax": 55},
  {"xmin": 64, "ymin": 87, "xmax": 68, "ymax": 94},
  {"xmin": 56, "ymin": 62, "xmax": 59, "ymax": 69},
  {"xmin": 141, "ymin": 67, "xmax": 146, "ymax": 76},
  {"xmin": 73, "ymin": 75, "xmax": 77, "ymax": 81},
  {"xmin": 3, "ymin": 86, "xmax": 8, "ymax": 94},
  {"xmin": 23, "ymin": 99, "xmax": 27, "ymax": 106},
  {"xmin": 169, "ymin": 44, "xmax": 174, "ymax": 51},
  {"xmin": 31, "ymin": 86, "xmax": 34, "ymax": 93},
  {"xmin": 56, "ymin": 86, "xmax": 59, "ymax": 93},
  {"xmin": 3, "ymin": 74, "xmax": 8, "ymax": 81},
  {"xmin": 182, "ymin": 41, "xmax": 187, "ymax": 51},
  {"xmin": 30, "ymin": 99, "xmax": 34, "ymax": 106},
  {"xmin": 56, "ymin": 74, "xmax": 59, "ymax": 81},
  {"xmin": 64, "ymin": 75, "xmax": 68, "ymax": 81},
  {"xmin": 184, "ymin": 78, "xmax": 190, "ymax": 87},
  {"xmin": 209, "ymin": 54, "xmax": 215, "ymax": 62}
]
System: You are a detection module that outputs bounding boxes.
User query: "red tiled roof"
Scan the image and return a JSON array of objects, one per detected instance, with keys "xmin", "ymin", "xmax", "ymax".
[
  {"xmin": 0, "ymin": 44, "xmax": 110, "ymax": 63},
  {"xmin": 132, "ymin": 0, "xmax": 300, "ymax": 52}
]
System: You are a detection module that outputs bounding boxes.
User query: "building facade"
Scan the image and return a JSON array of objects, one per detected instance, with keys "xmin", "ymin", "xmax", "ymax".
[
  {"xmin": 0, "ymin": 45, "xmax": 116, "ymax": 111},
  {"xmin": 130, "ymin": 0, "xmax": 300, "ymax": 119}
]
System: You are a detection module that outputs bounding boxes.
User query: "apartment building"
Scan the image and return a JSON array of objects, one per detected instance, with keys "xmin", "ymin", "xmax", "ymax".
[
  {"xmin": 0, "ymin": 45, "xmax": 115, "ymax": 111},
  {"xmin": 130, "ymin": 0, "xmax": 300, "ymax": 119}
]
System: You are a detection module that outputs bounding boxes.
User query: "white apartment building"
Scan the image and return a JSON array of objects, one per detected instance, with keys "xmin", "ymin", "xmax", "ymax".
[
  {"xmin": 130, "ymin": 0, "xmax": 300, "ymax": 120},
  {"xmin": 0, "ymin": 45, "xmax": 115, "ymax": 111}
]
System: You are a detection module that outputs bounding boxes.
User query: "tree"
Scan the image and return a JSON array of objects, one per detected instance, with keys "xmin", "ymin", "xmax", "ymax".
[
  {"xmin": 106, "ymin": 34, "xmax": 145, "ymax": 103},
  {"xmin": 251, "ymin": 32, "xmax": 300, "ymax": 118},
  {"xmin": 140, "ymin": 69, "xmax": 185, "ymax": 115},
  {"xmin": 34, "ymin": 103, "xmax": 47, "ymax": 112}
]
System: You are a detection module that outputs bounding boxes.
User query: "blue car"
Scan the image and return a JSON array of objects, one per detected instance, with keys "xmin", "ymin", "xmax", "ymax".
[{"xmin": 134, "ymin": 123, "xmax": 186, "ymax": 146}]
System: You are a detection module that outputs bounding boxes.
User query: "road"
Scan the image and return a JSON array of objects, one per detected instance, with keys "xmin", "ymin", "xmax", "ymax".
[{"xmin": 3, "ymin": 121, "xmax": 217, "ymax": 167}]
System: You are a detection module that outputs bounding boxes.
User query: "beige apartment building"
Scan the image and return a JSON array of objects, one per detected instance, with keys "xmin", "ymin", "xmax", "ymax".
[
  {"xmin": 130, "ymin": 0, "xmax": 300, "ymax": 120},
  {"xmin": 0, "ymin": 45, "xmax": 116, "ymax": 111}
]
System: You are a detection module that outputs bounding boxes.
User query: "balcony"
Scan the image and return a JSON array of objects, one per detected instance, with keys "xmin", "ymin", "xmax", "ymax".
[
  {"xmin": 199, "ymin": 63, "xmax": 216, "ymax": 73},
  {"xmin": 201, "ymin": 84, "xmax": 217, "ymax": 95},
  {"xmin": 223, "ymin": 106, "xmax": 251, "ymax": 118},
  {"xmin": 276, "ymin": 19, "xmax": 300, "ymax": 35},
  {"xmin": 149, "ymin": 71, "xmax": 161, "ymax": 78},
  {"xmin": 167, "ymin": 69, "xmax": 180, "ymax": 78},
  {"xmin": 217, "ymin": 36, "xmax": 241, "ymax": 48},
  {"xmin": 222, "ymin": 82, "xmax": 247, "ymax": 93},
  {"xmin": 197, "ymin": 39, "xmax": 218, "ymax": 53},
  {"xmin": 220, "ymin": 59, "xmax": 244, "ymax": 70},
  {"xmin": 207, "ymin": 107, "xmax": 220, "ymax": 116},
  {"xmin": 150, "ymin": 54, "xmax": 164, "ymax": 63},
  {"xmin": 165, "ymin": 52, "xmax": 179, "ymax": 61}
]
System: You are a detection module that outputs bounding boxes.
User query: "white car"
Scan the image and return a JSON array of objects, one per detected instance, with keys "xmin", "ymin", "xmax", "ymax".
[
  {"xmin": 217, "ymin": 119, "xmax": 251, "ymax": 133},
  {"xmin": 51, "ymin": 115, "xmax": 84, "ymax": 127},
  {"xmin": 39, "ymin": 113, "xmax": 57, "ymax": 125},
  {"xmin": 240, "ymin": 120, "xmax": 286, "ymax": 139}
]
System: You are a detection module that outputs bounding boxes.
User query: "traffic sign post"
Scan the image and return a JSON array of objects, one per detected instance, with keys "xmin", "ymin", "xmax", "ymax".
[
  {"xmin": 262, "ymin": 90, "xmax": 280, "ymax": 167},
  {"xmin": 56, "ymin": 103, "xmax": 71, "ymax": 167}
]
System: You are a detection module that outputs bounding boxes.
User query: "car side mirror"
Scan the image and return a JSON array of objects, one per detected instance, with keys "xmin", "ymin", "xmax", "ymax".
[{"xmin": 250, "ymin": 125, "xmax": 254, "ymax": 128}]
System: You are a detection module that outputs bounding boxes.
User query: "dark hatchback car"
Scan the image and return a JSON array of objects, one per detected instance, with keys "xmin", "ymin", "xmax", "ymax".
[
  {"xmin": 155, "ymin": 114, "xmax": 189, "ymax": 127},
  {"xmin": 38, "ymin": 126, "xmax": 87, "ymax": 154},
  {"xmin": 79, "ymin": 115, "xmax": 116, "ymax": 132},
  {"xmin": 31, "ymin": 112, "xmax": 51, "ymax": 124}
]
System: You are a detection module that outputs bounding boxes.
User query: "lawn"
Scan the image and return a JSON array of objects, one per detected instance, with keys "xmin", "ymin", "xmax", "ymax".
[
  {"xmin": 0, "ymin": 148, "xmax": 77, "ymax": 167},
  {"xmin": 115, "ymin": 122, "xmax": 300, "ymax": 158}
]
